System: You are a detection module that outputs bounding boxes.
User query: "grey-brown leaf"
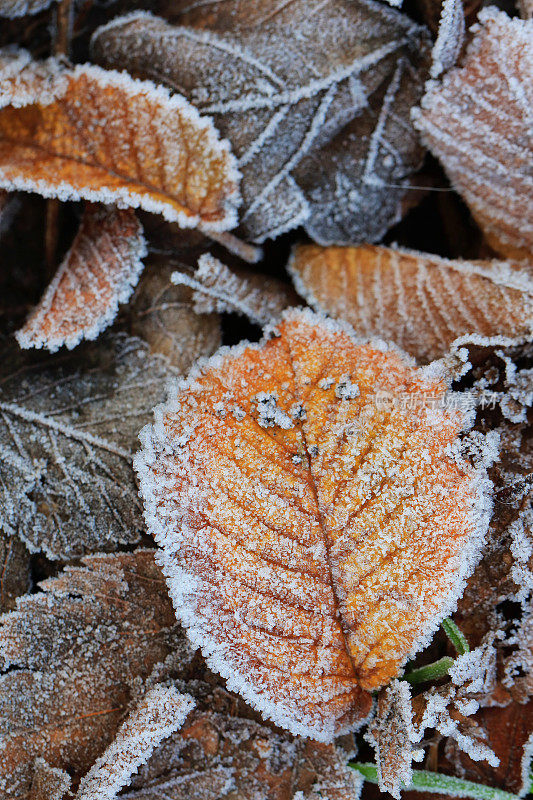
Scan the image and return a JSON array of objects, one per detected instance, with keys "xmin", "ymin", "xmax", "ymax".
[
  {"xmin": 0, "ymin": 549, "xmax": 188, "ymax": 800},
  {"xmin": 129, "ymin": 258, "xmax": 221, "ymax": 372},
  {"xmin": 0, "ymin": 333, "xmax": 173, "ymax": 559},
  {"xmin": 91, "ymin": 0, "xmax": 430, "ymax": 245},
  {"xmin": 171, "ymin": 254, "xmax": 296, "ymax": 325}
]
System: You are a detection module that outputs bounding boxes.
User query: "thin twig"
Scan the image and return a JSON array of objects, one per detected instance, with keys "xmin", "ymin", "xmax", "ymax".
[{"xmin": 207, "ymin": 230, "xmax": 263, "ymax": 264}]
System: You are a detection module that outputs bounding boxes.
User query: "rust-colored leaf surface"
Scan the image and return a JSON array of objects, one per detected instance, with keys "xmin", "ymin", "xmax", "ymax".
[
  {"xmin": 136, "ymin": 309, "xmax": 492, "ymax": 741},
  {"xmin": 413, "ymin": 9, "xmax": 533, "ymax": 262},
  {"xmin": 0, "ymin": 550, "xmax": 182, "ymax": 799},
  {"xmin": 16, "ymin": 204, "xmax": 146, "ymax": 352},
  {"xmin": 289, "ymin": 244, "xmax": 533, "ymax": 363},
  {"xmin": 443, "ymin": 699, "xmax": 533, "ymax": 795},
  {"xmin": 0, "ymin": 58, "xmax": 240, "ymax": 231}
]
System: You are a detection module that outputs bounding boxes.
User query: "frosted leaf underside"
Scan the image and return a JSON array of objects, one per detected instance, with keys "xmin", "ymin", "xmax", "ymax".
[
  {"xmin": 289, "ymin": 244, "xmax": 533, "ymax": 363},
  {"xmin": 16, "ymin": 204, "xmax": 147, "ymax": 352},
  {"xmin": 414, "ymin": 8, "xmax": 533, "ymax": 263},
  {"xmin": 91, "ymin": 0, "xmax": 430, "ymax": 245},
  {"xmin": 0, "ymin": 333, "xmax": 172, "ymax": 559},
  {"xmin": 0, "ymin": 59, "xmax": 240, "ymax": 230},
  {"xmin": 136, "ymin": 309, "xmax": 489, "ymax": 741}
]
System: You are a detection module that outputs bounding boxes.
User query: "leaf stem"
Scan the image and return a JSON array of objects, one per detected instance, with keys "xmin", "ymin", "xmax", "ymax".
[
  {"xmin": 403, "ymin": 656, "xmax": 454, "ymax": 684},
  {"xmin": 349, "ymin": 763, "xmax": 520, "ymax": 800},
  {"xmin": 442, "ymin": 617, "xmax": 469, "ymax": 654}
]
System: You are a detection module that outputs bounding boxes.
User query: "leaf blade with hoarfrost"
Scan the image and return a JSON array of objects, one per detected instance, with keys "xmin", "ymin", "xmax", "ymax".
[
  {"xmin": 135, "ymin": 308, "xmax": 492, "ymax": 741},
  {"xmin": 16, "ymin": 204, "xmax": 147, "ymax": 352},
  {"xmin": 289, "ymin": 244, "xmax": 533, "ymax": 363},
  {"xmin": 0, "ymin": 58, "xmax": 240, "ymax": 231},
  {"xmin": 172, "ymin": 253, "xmax": 296, "ymax": 326},
  {"xmin": 91, "ymin": 1, "xmax": 430, "ymax": 245},
  {"xmin": 0, "ymin": 333, "xmax": 172, "ymax": 559},
  {"xmin": 413, "ymin": 9, "xmax": 533, "ymax": 262},
  {"xmin": 76, "ymin": 686, "xmax": 195, "ymax": 800},
  {"xmin": 0, "ymin": 549, "xmax": 187, "ymax": 799}
]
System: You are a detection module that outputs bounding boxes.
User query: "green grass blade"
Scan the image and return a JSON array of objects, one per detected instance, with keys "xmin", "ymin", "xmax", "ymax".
[
  {"xmin": 349, "ymin": 763, "xmax": 520, "ymax": 800},
  {"xmin": 442, "ymin": 617, "xmax": 470, "ymax": 654}
]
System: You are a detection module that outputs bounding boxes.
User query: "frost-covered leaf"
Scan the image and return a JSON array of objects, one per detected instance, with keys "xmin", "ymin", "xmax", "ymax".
[
  {"xmin": 0, "ymin": 549, "xmax": 188, "ymax": 799},
  {"xmin": 430, "ymin": 0, "xmax": 465, "ymax": 78},
  {"xmin": 124, "ymin": 675, "xmax": 357, "ymax": 800},
  {"xmin": 30, "ymin": 760, "xmax": 71, "ymax": 800},
  {"xmin": 443, "ymin": 698, "xmax": 533, "ymax": 796},
  {"xmin": 135, "ymin": 308, "xmax": 493, "ymax": 741},
  {"xmin": 0, "ymin": 57, "xmax": 240, "ymax": 231},
  {"xmin": 413, "ymin": 9, "xmax": 533, "ymax": 263},
  {"xmin": 130, "ymin": 257, "xmax": 221, "ymax": 372},
  {"xmin": 0, "ymin": 532, "xmax": 30, "ymax": 612},
  {"xmin": 0, "ymin": 47, "xmax": 67, "ymax": 107},
  {"xmin": 295, "ymin": 740, "xmax": 363, "ymax": 800},
  {"xmin": 456, "ymin": 384, "xmax": 532, "ymax": 647},
  {"xmin": 289, "ymin": 244, "xmax": 533, "ymax": 363},
  {"xmin": 16, "ymin": 204, "xmax": 147, "ymax": 352},
  {"xmin": 0, "ymin": 0, "xmax": 54, "ymax": 18},
  {"xmin": 171, "ymin": 253, "xmax": 296, "ymax": 326},
  {"xmin": 367, "ymin": 680, "xmax": 417, "ymax": 798},
  {"xmin": 76, "ymin": 686, "xmax": 195, "ymax": 800},
  {"xmin": 91, "ymin": 1, "xmax": 430, "ymax": 245},
  {"xmin": 0, "ymin": 332, "xmax": 172, "ymax": 559}
]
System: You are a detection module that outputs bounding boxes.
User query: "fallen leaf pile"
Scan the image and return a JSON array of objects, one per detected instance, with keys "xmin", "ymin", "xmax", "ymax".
[{"xmin": 0, "ymin": 0, "xmax": 531, "ymax": 798}]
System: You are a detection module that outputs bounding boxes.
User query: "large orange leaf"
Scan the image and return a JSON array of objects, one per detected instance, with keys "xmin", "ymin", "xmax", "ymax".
[
  {"xmin": 136, "ymin": 309, "xmax": 492, "ymax": 741},
  {"xmin": 288, "ymin": 244, "xmax": 533, "ymax": 362},
  {"xmin": 0, "ymin": 59, "xmax": 240, "ymax": 231},
  {"xmin": 16, "ymin": 204, "xmax": 146, "ymax": 352},
  {"xmin": 413, "ymin": 9, "xmax": 532, "ymax": 262}
]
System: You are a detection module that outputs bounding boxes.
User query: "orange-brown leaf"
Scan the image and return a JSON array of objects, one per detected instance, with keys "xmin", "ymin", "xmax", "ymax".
[
  {"xmin": 413, "ymin": 9, "xmax": 533, "ymax": 262},
  {"xmin": 136, "ymin": 309, "xmax": 492, "ymax": 741},
  {"xmin": 16, "ymin": 204, "xmax": 146, "ymax": 352},
  {"xmin": 0, "ymin": 60, "xmax": 240, "ymax": 231},
  {"xmin": 289, "ymin": 244, "xmax": 533, "ymax": 362}
]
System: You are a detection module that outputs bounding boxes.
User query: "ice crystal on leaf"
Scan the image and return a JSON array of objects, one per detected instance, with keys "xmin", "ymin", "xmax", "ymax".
[
  {"xmin": 369, "ymin": 641, "xmax": 505, "ymax": 796},
  {"xmin": 16, "ymin": 204, "xmax": 147, "ymax": 352},
  {"xmin": 29, "ymin": 759, "xmax": 71, "ymax": 800},
  {"xmin": 413, "ymin": 9, "xmax": 533, "ymax": 263},
  {"xmin": 289, "ymin": 244, "xmax": 533, "ymax": 363},
  {"xmin": 430, "ymin": 0, "xmax": 465, "ymax": 78},
  {"xmin": 171, "ymin": 254, "xmax": 295, "ymax": 326},
  {"xmin": 91, "ymin": 0, "xmax": 430, "ymax": 245},
  {"xmin": 443, "ymin": 697, "xmax": 533, "ymax": 796},
  {"xmin": 0, "ymin": 47, "xmax": 67, "ymax": 107},
  {"xmin": 75, "ymin": 686, "xmax": 195, "ymax": 800},
  {"xmin": 135, "ymin": 308, "xmax": 493, "ymax": 741},
  {"xmin": 0, "ymin": 333, "xmax": 172, "ymax": 559},
  {"xmin": 0, "ymin": 550, "xmax": 188, "ymax": 799},
  {"xmin": 0, "ymin": 57, "xmax": 240, "ymax": 231},
  {"xmin": 367, "ymin": 679, "xmax": 417, "ymax": 798}
]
